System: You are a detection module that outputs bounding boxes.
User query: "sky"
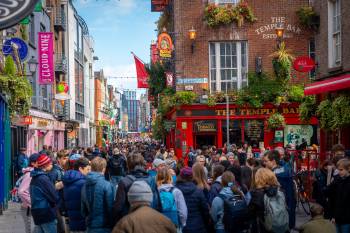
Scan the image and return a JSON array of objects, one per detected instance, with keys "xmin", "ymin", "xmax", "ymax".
[{"xmin": 74, "ymin": 0, "xmax": 160, "ymax": 96}]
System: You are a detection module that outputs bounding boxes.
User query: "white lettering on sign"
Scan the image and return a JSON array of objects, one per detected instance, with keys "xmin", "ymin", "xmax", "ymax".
[{"xmin": 255, "ymin": 17, "xmax": 302, "ymax": 39}]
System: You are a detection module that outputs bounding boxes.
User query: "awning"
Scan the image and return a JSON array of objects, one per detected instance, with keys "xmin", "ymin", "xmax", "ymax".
[{"xmin": 304, "ymin": 74, "xmax": 350, "ymax": 95}]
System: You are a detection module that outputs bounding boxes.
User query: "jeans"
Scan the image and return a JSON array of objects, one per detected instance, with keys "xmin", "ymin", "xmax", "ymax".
[
  {"xmin": 337, "ymin": 224, "xmax": 350, "ymax": 233},
  {"xmin": 33, "ymin": 220, "xmax": 57, "ymax": 233}
]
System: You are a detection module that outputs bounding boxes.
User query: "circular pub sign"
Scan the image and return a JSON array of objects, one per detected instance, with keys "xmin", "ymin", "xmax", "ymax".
[
  {"xmin": 293, "ymin": 56, "xmax": 316, "ymax": 73},
  {"xmin": 0, "ymin": 0, "xmax": 40, "ymax": 30}
]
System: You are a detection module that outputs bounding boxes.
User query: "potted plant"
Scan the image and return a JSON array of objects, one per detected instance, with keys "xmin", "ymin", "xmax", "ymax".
[
  {"xmin": 267, "ymin": 113, "xmax": 286, "ymax": 129},
  {"xmin": 296, "ymin": 6, "xmax": 320, "ymax": 30}
]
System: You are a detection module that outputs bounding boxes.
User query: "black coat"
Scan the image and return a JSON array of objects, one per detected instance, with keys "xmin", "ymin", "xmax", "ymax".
[
  {"xmin": 176, "ymin": 181, "xmax": 210, "ymax": 233},
  {"xmin": 326, "ymin": 175, "xmax": 350, "ymax": 224}
]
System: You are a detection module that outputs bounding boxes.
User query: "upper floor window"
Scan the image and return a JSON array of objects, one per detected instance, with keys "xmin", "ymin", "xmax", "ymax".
[
  {"xmin": 209, "ymin": 41, "xmax": 248, "ymax": 93},
  {"xmin": 208, "ymin": 0, "xmax": 238, "ymax": 5},
  {"xmin": 328, "ymin": 0, "xmax": 341, "ymax": 68},
  {"xmin": 28, "ymin": 14, "xmax": 35, "ymax": 45}
]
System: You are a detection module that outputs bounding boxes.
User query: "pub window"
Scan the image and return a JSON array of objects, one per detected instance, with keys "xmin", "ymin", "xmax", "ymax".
[
  {"xmin": 309, "ymin": 38, "xmax": 316, "ymax": 79},
  {"xmin": 222, "ymin": 120, "xmax": 242, "ymax": 146},
  {"xmin": 209, "ymin": 41, "xmax": 248, "ymax": 93},
  {"xmin": 328, "ymin": 0, "xmax": 341, "ymax": 67}
]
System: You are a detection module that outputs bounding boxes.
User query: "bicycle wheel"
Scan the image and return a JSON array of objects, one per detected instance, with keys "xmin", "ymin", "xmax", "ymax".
[{"xmin": 299, "ymin": 192, "xmax": 311, "ymax": 215}]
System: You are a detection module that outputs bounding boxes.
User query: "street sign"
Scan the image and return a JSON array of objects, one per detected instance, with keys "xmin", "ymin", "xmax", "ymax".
[
  {"xmin": 0, "ymin": 0, "xmax": 40, "ymax": 30},
  {"xmin": 2, "ymin": 37, "xmax": 29, "ymax": 61},
  {"xmin": 293, "ymin": 56, "xmax": 315, "ymax": 73}
]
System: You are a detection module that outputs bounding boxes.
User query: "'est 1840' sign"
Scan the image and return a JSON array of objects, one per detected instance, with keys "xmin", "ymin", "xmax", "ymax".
[{"xmin": 0, "ymin": 0, "xmax": 40, "ymax": 30}]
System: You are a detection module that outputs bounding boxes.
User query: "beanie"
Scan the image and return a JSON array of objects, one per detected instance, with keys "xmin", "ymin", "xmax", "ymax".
[
  {"xmin": 180, "ymin": 167, "xmax": 192, "ymax": 178},
  {"xmin": 127, "ymin": 181, "xmax": 153, "ymax": 204},
  {"xmin": 37, "ymin": 154, "xmax": 51, "ymax": 168}
]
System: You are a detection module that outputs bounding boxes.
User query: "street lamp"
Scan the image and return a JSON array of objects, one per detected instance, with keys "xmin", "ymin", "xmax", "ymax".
[
  {"xmin": 27, "ymin": 56, "xmax": 38, "ymax": 74},
  {"xmin": 189, "ymin": 26, "xmax": 196, "ymax": 53},
  {"xmin": 275, "ymin": 23, "xmax": 284, "ymax": 48}
]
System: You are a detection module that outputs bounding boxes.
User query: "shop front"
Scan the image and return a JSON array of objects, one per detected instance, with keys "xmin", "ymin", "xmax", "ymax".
[
  {"xmin": 166, "ymin": 103, "xmax": 318, "ymax": 158},
  {"xmin": 27, "ymin": 110, "xmax": 65, "ymax": 154}
]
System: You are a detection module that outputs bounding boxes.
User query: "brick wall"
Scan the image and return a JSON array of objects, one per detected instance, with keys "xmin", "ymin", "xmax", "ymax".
[
  {"xmin": 314, "ymin": 0, "xmax": 350, "ymax": 79},
  {"xmin": 173, "ymin": 0, "xmax": 313, "ymax": 94}
]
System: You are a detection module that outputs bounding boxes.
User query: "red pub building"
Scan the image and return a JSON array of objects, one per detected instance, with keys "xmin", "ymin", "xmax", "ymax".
[{"xmin": 152, "ymin": 0, "xmax": 320, "ymax": 158}]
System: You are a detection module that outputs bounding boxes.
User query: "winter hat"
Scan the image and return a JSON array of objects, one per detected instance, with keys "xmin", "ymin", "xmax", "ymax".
[
  {"xmin": 127, "ymin": 181, "xmax": 153, "ymax": 204},
  {"xmin": 37, "ymin": 154, "xmax": 52, "ymax": 168},
  {"xmin": 180, "ymin": 167, "xmax": 192, "ymax": 178},
  {"xmin": 153, "ymin": 158, "xmax": 165, "ymax": 168},
  {"xmin": 29, "ymin": 153, "xmax": 40, "ymax": 163}
]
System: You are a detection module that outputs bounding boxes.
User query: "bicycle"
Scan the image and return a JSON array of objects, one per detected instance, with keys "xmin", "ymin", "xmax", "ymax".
[{"xmin": 294, "ymin": 170, "xmax": 311, "ymax": 215}]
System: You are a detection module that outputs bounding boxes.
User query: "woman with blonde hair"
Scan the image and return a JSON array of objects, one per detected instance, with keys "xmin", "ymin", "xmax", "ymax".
[
  {"xmin": 249, "ymin": 168, "xmax": 289, "ymax": 233},
  {"xmin": 156, "ymin": 168, "xmax": 187, "ymax": 232},
  {"xmin": 192, "ymin": 162, "xmax": 210, "ymax": 202}
]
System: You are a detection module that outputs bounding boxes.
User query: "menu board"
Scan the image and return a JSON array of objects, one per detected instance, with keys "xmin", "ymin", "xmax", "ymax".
[{"xmin": 244, "ymin": 120, "xmax": 264, "ymax": 145}]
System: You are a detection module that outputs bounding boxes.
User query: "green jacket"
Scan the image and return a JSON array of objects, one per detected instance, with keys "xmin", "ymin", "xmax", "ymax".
[{"xmin": 300, "ymin": 216, "xmax": 336, "ymax": 233}]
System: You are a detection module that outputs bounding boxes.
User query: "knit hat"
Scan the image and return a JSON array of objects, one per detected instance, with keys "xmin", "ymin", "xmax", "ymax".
[
  {"xmin": 127, "ymin": 181, "xmax": 153, "ymax": 204},
  {"xmin": 180, "ymin": 167, "xmax": 192, "ymax": 178},
  {"xmin": 37, "ymin": 154, "xmax": 52, "ymax": 168},
  {"xmin": 153, "ymin": 158, "xmax": 165, "ymax": 168},
  {"xmin": 29, "ymin": 153, "xmax": 40, "ymax": 163}
]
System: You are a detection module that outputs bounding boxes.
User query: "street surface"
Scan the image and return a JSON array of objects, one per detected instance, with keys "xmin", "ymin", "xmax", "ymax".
[{"xmin": 0, "ymin": 201, "xmax": 310, "ymax": 233}]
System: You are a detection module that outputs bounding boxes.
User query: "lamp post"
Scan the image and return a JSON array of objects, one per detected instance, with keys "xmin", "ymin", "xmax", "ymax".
[
  {"xmin": 275, "ymin": 23, "xmax": 285, "ymax": 48},
  {"xmin": 27, "ymin": 56, "xmax": 38, "ymax": 75},
  {"xmin": 188, "ymin": 26, "xmax": 196, "ymax": 53}
]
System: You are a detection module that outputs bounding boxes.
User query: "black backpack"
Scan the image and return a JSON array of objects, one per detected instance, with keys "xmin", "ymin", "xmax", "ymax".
[
  {"xmin": 109, "ymin": 155, "xmax": 125, "ymax": 176},
  {"xmin": 218, "ymin": 194, "xmax": 250, "ymax": 233}
]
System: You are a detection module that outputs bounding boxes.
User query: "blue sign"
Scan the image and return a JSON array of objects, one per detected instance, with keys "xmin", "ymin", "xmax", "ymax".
[
  {"xmin": 176, "ymin": 77, "xmax": 208, "ymax": 85},
  {"xmin": 2, "ymin": 38, "xmax": 29, "ymax": 61}
]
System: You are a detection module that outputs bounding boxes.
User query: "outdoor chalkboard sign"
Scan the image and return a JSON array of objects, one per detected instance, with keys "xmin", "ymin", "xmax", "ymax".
[{"xmin": 0, "ymin": 0, "xmax": 40, "ymax": 30}]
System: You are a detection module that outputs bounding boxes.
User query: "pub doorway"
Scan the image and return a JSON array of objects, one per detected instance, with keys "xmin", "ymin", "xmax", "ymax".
[{"xmin": 195, "ymin": 134, "xmax": 216, "ymax": 149}]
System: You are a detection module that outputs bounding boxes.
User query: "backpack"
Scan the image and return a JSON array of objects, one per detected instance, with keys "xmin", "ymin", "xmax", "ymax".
[
  {"xmin": 159, "ymin": 187, "xmax": 179, "ymax": 227},
  {"xmin": 109, "ymin": 156, "xmax": 125, "ymax": 176},
  {"xmin": 263, "ymin": 190, "xmax": 289, "ymax": 233},
  {"xmin": 11, "ymin": 175, "xmax": 25, "ymax": 203},
  {"xmin": 218, "ymin": 194, "xmax": 250, "ymax": 233}
]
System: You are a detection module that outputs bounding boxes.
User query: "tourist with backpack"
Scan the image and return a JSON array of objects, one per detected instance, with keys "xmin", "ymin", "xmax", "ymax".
[
  {"xmin": 176, "ymin": 167, "xmax": 210, "ymax": 233},
  {"xmin": 108, "ymin": 148, "xmax": 127, "ymax": 187},
  {"xmin": 156, "ymin": 168, "xmax": 187, "ymax": 232},
  {"xmin": 30, "ymin": 154, "xmax": 59, "ymax": 233},
  {"xmin": 112, "ymin": 153, "xmax": 161, "ymax": 225},
  {"xmin": 208, "ymin": 164, "xmax": 225, "ymax": 205},
  {"xmin": 112, "ymin": 181, "xmax": 176, "ymax": 233},
  {"xmin": 249, "ymin": 168, "xmax": 289, "ymax": 233},
  {"xmin": 210, "ymin": 171, "xmax": 250, "ymax": 233}
]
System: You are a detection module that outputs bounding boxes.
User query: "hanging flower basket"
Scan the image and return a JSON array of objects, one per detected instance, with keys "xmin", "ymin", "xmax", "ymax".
[
  {"xmin": 204, "ymin": 1, "xmax": 257, "ymax": 28},
  {"xmin": 267, "ymin": 113, "xmax": 286, "ymax": 129}
]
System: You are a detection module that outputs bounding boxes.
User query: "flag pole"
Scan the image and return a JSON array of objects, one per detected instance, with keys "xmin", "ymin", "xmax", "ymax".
[{"xmin": 131, "ymin": 51, "xmax": 146, "ymax": 64}]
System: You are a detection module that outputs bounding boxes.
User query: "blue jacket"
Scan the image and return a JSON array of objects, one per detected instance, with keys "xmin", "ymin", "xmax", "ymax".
[
  {"xmin": 62, "ymin": 170, "xmax": 86, "ymax": 231},
  {"xmin": 81, "ymin": 172, "xmax": 115, "ymax": 231},
  {"xmin": 273, "ymin": 166, "xmax": 296, "ymax": 229},
  {"xmin": 176, "ymin": 181, "xmax": 210, "ymax": 233},
  {"xmin": 17, "ymin": 153, "xmax": 29, "ymax": 175},
  {"xmin": 208, "ymin": 176, "xmax": 222, "ymax": 205},
  {"xmin": 30, "ymin": 169, "xmax": 59, "ymax": 225},
  {"xmin": 48, "ymin": 164, "xmax": 64, "ymax": 183},
  {"xmin": 210, "ymin": 187, "xmax": 234, "ymax": 230}
]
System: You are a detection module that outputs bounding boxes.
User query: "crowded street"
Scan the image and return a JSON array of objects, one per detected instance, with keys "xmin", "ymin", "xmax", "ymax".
[{"xmin": 1, "ymin": 0, "xmax": 350, "ymax": 233}]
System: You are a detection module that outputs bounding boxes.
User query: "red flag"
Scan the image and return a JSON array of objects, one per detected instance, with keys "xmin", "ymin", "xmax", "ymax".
[{"xmin": 133, "ymin": 53, "xmax": 149, "ymax": 88}]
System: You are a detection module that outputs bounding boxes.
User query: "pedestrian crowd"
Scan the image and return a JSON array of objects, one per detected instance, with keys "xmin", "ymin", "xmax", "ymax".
[{"xmin": 12, "ymin": 141, "xmax": 350, "ymax": 233}]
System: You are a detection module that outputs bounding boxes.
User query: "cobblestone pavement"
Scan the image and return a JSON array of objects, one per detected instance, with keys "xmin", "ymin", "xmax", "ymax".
[{"xmin": 0, "ymin": 201, "xmax": 311, "ymax": 233}]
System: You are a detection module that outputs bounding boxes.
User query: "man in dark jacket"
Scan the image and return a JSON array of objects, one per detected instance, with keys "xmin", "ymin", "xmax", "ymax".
[
  {"xmin": 30, "ymin": 154, "xmax": 59, "ymax": 233},
  {"xmin": 108, "ymin": 148, "xmax": 127, "ymax": 187},
  {"xmin": 264, "ymin": 150, "xmax": 296, "ymax": 229},
  {"xmin": 81, "ymin": 157, "xmax": 115, "ymax": 233},
  {"xmin": 112, "ymin": 181, "xmax": 176, "ymax": 233},
  {"xmin": 62, "ymin": 157, "xmax": 90, "ymax": 232},
  {"xmin": 112, "ymin": 153, "xmax": 159, "ymax": 225}
]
